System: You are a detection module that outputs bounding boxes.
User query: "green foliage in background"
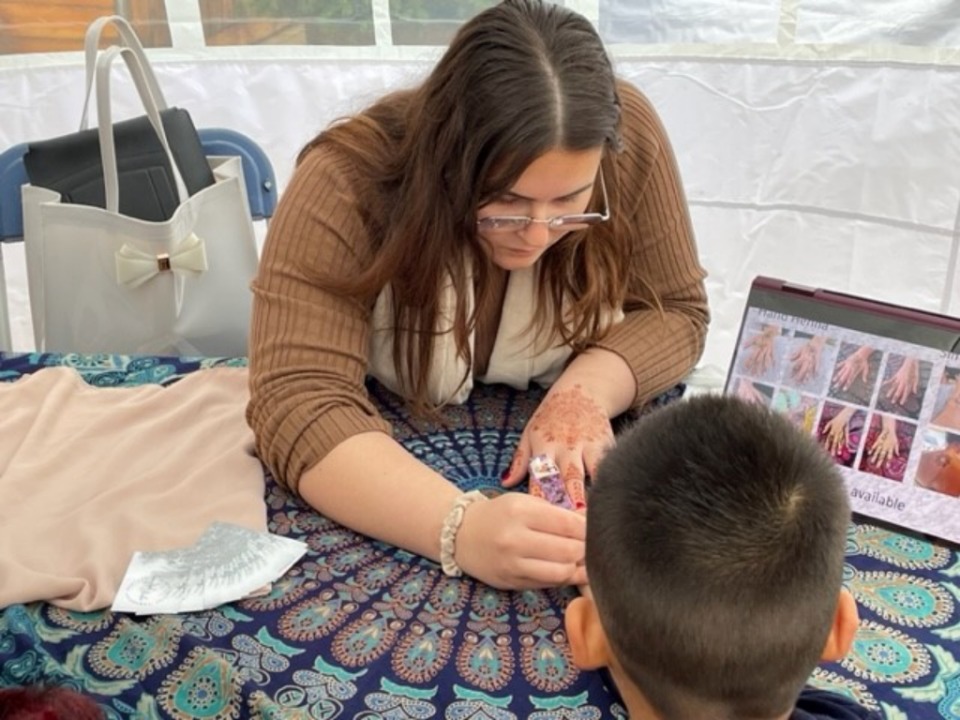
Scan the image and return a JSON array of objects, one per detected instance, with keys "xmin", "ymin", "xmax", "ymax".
[
  {"xmin": 391, "ymin": 1, "xmax": 499, "ymax": 21},
  {"xmin": 236, "ymin": 1, "xmax": 370, "ymax": 20},
  {"xmin": 233, "ymin": 0, "xmax": 499, "ymax": 21},
  {"xmin": 216, "ymin": 0, "xmax": 514, "ymax": 45}
]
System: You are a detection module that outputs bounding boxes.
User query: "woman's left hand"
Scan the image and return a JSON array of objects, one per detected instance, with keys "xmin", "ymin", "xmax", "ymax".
[{"xmin": 500, "ymin": 384, "xmax": 615, "ymax": 509}]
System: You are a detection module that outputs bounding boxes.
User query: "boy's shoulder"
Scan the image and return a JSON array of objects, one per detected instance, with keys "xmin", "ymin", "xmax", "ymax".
[{"xmin": 791, "ymin": 687, "xmax": 883, "ymax": 720}]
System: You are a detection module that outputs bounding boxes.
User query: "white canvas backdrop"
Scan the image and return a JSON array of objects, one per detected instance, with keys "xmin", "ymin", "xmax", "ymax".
[{"xmin": 2, "ymin": 0, "xmax": 959, "ymax": 390}]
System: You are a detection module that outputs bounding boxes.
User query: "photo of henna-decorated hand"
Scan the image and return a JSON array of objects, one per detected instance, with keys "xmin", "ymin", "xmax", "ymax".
[
  {"xmin": 739, "ymin": 324, "xmax": 780, "ymax": 378},
  {"xmin": 817, "ymin": 402, "xmax": 865, "ymax": 468},
  {"xmin": 501, "ymin": 384, "xmax": 614, "ymax": 511},
  {"xmin": 869, "ymin": 414, "xmax": 900, "ymax": 466},
  {"xmin": 780, "ymin": 332, "xmax": 837, "ymax": 395},
  {"xmin": 858, "ymin": 413, "xmax": 914, "ymax": 482},
  {"xmin": 734, "ymin": 378, "xmax": 772, "ymax": 406},
  {"xmin": 883, "ymin": 358, "xmax": 918, "ymax": 406},
  {"xmin": 833, "ymin": 346, "xmax": 872, "ymax": 391},
  {"xmin": 875, "ymin": 354, "xmax": 929, "ymax": 421},
  {"xmin": 931, "ymin": 367, "xmax": 960, "ymax": 432},
  {"xmin": 915, "ymin": 430, "xmax": 960, "ymax": 497},
  {"xmin": 822, "ymin": 405, "xmax": 855, "ymax": 457},
  {"xmin": 828, "ymin": 343, "xmax": 880, "ymax": 406},
  {"xmin": 789, "ymin": 335, "xmax": 825, "ymax": 384}
]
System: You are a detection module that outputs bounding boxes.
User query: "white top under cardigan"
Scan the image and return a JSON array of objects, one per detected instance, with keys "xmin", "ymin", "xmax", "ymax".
[{"xmin": 368, "ymin": 263, "xmax": 625, "ymax": 406}]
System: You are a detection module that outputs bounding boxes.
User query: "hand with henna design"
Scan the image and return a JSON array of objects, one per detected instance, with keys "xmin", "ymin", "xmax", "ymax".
[
  {"xmin": 868, "ymin": 414, "xmax": 900, "ymax": 466},
  {"xmin": 883, "ymin": 357, "xmax": 919, "ymax": 407},
  {"xmin": 933, "ymin": 375, "xmax": 960, "ymax": 431},
  {"xmin": 501, "ymin": 384, "xmax": 614, "ymax": 511},
  {"xmin": 821, "ymin": 405, "xmax": 856, "ymax": 457},
  {"xmin": 832, "ymin": 345, "xmax": 874, "ymax": 392},
  {"xmin": 742, "ymin": 324, "xmax": 779, "ymax": 376},
  {"xmin": 789, "ymin": 335, "xmax": 825, "ymax": 384},
  {"xmin": 734, "ymin": 378, "xmax": 768, "ymax": 405},
  {"xmin": 915, "ymin": 445, "xmax": 960, "ymax": 496}
]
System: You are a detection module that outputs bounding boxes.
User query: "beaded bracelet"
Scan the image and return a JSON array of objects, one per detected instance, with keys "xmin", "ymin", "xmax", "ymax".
[{"xmin": 439, "ymin": 490, "xmax": 487, "ymax": 577}]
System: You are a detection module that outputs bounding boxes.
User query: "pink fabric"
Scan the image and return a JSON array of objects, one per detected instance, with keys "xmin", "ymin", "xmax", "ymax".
[{"xmin": 0, "ymin": 367, "xmax": 265, "ymax": 611}]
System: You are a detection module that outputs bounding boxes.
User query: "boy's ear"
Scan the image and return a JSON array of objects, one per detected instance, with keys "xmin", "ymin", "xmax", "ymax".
[
  {"xmin": 820, "ymin": 587, "xmax": 859, "ymax": 662},
  {"xmin": 565, "ymin": 595, "xmax": 614, "ymax": 670}
]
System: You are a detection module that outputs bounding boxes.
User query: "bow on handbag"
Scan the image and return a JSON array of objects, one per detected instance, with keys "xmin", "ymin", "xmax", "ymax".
[{"xmin": 115, "ymin": 232, "xmax": 208, "ymax": 289}]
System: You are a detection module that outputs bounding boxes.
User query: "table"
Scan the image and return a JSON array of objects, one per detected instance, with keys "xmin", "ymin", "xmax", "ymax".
[{"xmin": 1, "ymin": 352, "xmax": 958, "ymax": 720}]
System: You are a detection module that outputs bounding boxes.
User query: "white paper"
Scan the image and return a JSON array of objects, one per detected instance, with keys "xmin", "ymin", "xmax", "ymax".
[{"xmin": 112, "ymin": 522, "xmax": 307, "ymax": 615}]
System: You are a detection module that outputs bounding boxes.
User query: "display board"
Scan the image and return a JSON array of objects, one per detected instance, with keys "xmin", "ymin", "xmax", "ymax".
[{"xmin": 725, "ymin": 277, "xmax": 960, "ymax": 545}]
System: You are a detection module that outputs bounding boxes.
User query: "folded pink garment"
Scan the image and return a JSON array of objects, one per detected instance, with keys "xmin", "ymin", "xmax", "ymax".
[{"xmin": 0, "ymin": 367, "xmax": 265, "ymax": 611}]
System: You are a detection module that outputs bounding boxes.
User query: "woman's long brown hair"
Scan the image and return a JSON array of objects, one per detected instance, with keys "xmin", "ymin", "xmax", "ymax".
[{"xmin": 300, "ymin": 0, "xmax": 633, "ymax": 413}]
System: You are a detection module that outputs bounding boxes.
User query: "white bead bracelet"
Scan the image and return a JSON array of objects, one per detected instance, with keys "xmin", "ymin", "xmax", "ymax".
[{"xmin": 439, "ymin": 490, "xmax": 487, "ymax": 577}]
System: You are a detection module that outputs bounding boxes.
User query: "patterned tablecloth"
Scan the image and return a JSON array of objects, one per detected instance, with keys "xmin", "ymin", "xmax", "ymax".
[{"xmin": 0, "ymin": 353, "xmax": 958, "ymax": 720}]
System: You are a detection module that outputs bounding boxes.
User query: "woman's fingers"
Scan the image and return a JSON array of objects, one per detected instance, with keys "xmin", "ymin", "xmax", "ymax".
[
  {"xmin": 559, "ymin": 459, "xmax": 586, "ymax": 510},
  {"xmin": 561, "ymin": 437, "xmax": 615, "ymax": 509},
  {"xmin": 582, "ymin": 442, "xmax": 610, "ymax": 483},
  {"xmin": 527, "ymin": 449, "xmax": 586, "ymax": 510},
  {"xmin": 501, "ymin": 442, "xmax": 531, "ymax": 487},
  {"xmin": 456, "ymin": 494, "xmax": 587, "ymax": 589},
  {"xmin": 512, "ymin": 558, "xmax": 588, "ymax": 588},
  {"xmin": 511, "ymin": 385, "xmax": 613, "ymax": 507}
]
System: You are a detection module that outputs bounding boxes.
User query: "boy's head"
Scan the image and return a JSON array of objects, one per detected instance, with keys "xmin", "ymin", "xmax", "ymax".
[{"xmin": 565, "ymin": 395, "xmax": 859, "ymax": 720}]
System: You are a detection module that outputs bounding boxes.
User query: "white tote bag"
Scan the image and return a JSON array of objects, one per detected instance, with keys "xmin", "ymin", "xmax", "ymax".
[{"xmin": 22, "ymin": 42, "xmax": 258, "ymax": 357}]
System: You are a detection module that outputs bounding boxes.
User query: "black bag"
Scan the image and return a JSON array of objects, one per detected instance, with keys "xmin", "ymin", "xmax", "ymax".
[{"xmin": 23, "ymin": 107, "xmax": 215, "ymax": 223}]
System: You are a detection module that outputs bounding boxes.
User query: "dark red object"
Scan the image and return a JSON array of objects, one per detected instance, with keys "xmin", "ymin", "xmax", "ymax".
[{"xmin": 0, "ymin": 686, "xmax": 103, "ymax": 720}]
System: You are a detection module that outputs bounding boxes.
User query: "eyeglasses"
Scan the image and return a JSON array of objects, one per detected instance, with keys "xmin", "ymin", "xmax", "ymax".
[{"xmin": 476, "ymin": 171, "xmax": 610, "ymax": 233}]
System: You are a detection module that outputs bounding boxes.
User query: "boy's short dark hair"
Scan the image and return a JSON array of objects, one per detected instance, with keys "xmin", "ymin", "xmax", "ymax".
[{"xmin": 587, "ymin": 394, "xmax": 850, "ymax": 720}]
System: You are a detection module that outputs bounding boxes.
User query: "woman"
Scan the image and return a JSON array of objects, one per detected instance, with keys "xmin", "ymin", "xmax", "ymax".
[{"xmin": 248, "ymin": 0, "xmax": 708, "ymax": 591}]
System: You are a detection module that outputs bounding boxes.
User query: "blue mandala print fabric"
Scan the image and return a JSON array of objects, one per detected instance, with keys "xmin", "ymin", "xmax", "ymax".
[{"xmin": 1, "ymin": 353, "xmax": 958, "ymax": 720}]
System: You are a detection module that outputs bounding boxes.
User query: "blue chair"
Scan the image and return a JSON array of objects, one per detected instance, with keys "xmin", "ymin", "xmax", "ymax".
[
  {"xmin": 0, "ymin": 142, "xmax": 30, "ymax": 351},
  {"xmin": 0, "ymin": 142, "xmax": 29, "ymax": 242},
  {"xmin": 0, "ymin": 129, "xmax": 277, "ymax": 352},
  {"xmin": 197, "ymin": 127, "xmax": 278, "ymax": 222}
]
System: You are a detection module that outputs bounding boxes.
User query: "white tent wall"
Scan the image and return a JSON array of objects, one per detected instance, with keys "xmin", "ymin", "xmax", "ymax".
[{"xmin": 1, "ymin": 0, "xmax": 959, "ymax": 391}]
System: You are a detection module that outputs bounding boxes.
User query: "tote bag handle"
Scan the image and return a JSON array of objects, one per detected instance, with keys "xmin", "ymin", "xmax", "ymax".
[
  {"xmin": 80, "ymin": 15, "xmax": 169, "ymax": 131},
  {"xmin": 95, "ymin": 45, "xmax": 189, "ymax": 213}
]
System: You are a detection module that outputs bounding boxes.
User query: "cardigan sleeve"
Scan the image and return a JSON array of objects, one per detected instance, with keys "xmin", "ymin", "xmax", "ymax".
[
  {"xmin": 246, "ymin": 147, "xmax": 391, "ymax": 495},
  {"xmin": 592, "ymin": 81, "xmax": 710, "ymax": 406}
]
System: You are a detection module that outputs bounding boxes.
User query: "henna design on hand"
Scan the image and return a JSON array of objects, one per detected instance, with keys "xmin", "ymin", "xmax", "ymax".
[{"xmin": 529, "ymin": 386, "xmax": 609, "ymax": 447}]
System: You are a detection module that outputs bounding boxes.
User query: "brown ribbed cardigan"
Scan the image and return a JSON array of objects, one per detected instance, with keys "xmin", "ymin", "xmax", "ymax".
[{"xmin": 247, "ymin": 81, "xmax": 709, "ymax": 494}]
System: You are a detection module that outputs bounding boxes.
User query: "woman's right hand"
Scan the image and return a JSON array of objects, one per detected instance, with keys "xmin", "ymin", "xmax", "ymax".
[{"xmin": 455, "ymin": 492, "xmax": 586, "ymax": 590}]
